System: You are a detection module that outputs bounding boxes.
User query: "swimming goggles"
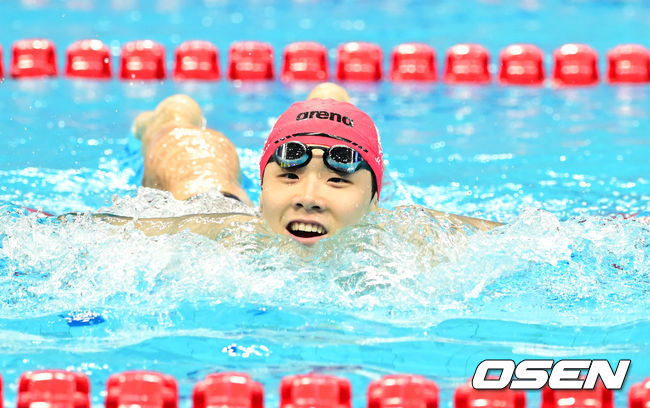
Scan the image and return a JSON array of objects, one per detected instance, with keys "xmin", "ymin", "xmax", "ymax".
[{"xmin": 272, "ymin": 140, "xmax": 370, "ymax": 174}]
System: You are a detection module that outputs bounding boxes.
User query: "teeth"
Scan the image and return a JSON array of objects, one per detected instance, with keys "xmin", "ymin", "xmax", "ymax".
[{"xmin": 290, "ymin": 222, "xmax": 325, "ymax": 234}]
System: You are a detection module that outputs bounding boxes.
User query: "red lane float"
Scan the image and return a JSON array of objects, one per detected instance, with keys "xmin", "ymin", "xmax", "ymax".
[
  {"xmin": 2, "ymin": 369, "xmax": 649, "ymax": 408},
  {"xmin": 499, "ymin": 44, "xmax": 545, "ymax": 85},
  {"xmin": 280, "ymin": 374, "xmax": 351, "ymax": 408},
  {"xmin": 336, "ymin": 42, "xmax": 383, "ymax": 81},
  {"xmin": 11, "ymin": 39, "xmax": 58, "ymax": 78},
  {"xmin": 173, "ymin": 40, "xmax": 220, "ymax": 81},
  {"xmin": 17, "ymin": 370, "xmax": 90, "ymax": 408},
  {"xmin": 541, "ymin": 381, "xmax": 612, "ymax": 408},
  {"xmin": 105, "ymin": 371, "xmax": 178, "ymax": 408},
  {"xmin": 0, "ymin": 46, "xmax": 4, "ymax": 79},
  {"xmin": 454, "ymin": 382, "xmax": 525, "ymax": 408},
  {"xmin": 390, "ymin": 43, "xmax": 437, "ymax": 82},
  {"xmin": 444, "ymin": 44, "xmax": 491, "ymax": 84},
  {"xmin": 281, "ymin": 41, "xmax": 328, "ymax": 82},
  {"xmin": 629, "ymin": 378, "xmax": 650, "ymax": 408},
  {"xmin": 120, "ymin": 40, "xmax": 166, "ymax": 80},
  {"xmin": 193, "ymin": 372, "xmax": 264, "ymax": 408},
  {"xmin": 9, "ymin": 38, "xmax": 650, "ymax": 86},
  {"xmin": 228, "ymin": 41, "xmax": 274, "ymax": 80},
  {"xmin": 368, "ymin": 374, "xmax": 439, "ymax": 408},
  {"xmin": 607, "ymin": 44, "xmax": 650, "ymax": 83},
  {"xmin": 65, "ymin": 39, "xmax": 111, "ymax": 79},
  {"xmin": 553, "ymin": 43, "xmax": 599, "ymax": 86}
]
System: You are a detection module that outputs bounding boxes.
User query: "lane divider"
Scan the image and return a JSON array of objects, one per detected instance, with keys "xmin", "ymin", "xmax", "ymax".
[
  {"xmin": 455, "ymin": 379, "xmax": 526, "ymax": 408},
  {"xmin": 629, "ymin": 378, "xmax": 650, "ymax": 408},
  {"xmin": 553, "ymin": 44, "xmax": 599, "ymax": 86},
  {"xmin": 2, "ymin": 38, "xmax": 650, "ymax": 85},
  {"xmin": 66, "ymin": 39, "xmax": 111, "ymax": 79},
  {"xmin": 17, "ymin": 370, "xmax": 90, "ymax": 408},
  {"xmin": 228, "ymin": 41, "xmax": 274, "ymax": 81},
  {"xmin": 11, "ymin": 39, "xmax": 58, "ymax": 78},
  {"xmin": 444, "ymin": 43, "xmax": 491, "ymax": 84},
  {"xmin": 106, "ymin": 371, "xmax": 178, "ymax": 408},
  {"xmin": 120, "ymin": 40, "xmax": 166, "ymax": 80},
  {"xmin": 541, "ymin": 380, "xmax": 613, "ymax": 408},
  {"xmin": 193, "ymin": 372, "xmax": 263, "ymax": 408},
  {"xmin": 1, "ymin": 370, "xmax": 649, "ymax": 408},
  {"xmin": 499, "ymin": 44, "xmax": 545, "ymax": 85},
  {"xmin": 336, "ymin": 41, "xmax": 383, "ymax": 82},
  {"xmin": 281, "ymin": 41, "xmax": 328, "ymax": 82},
  {"xmin": 173, "ymin": 40, "xmax": 220, "ymax": 81},
  {"xmin": 368, "ymin": 374, "xmax": 439, "ymax": 408},
  {"xmin": 608, "ymin": 44, "xmax": 650, "ymax": 83},
  {"xmin": 281, "ymin": 374, "xmax": 351, "ymax": 408},
  {"xmin": 390, "ymin": 43, "xmax": 437, "ymax": 82}
]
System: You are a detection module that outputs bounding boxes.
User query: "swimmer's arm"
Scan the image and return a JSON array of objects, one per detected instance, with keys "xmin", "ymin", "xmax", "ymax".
[
  {"xmin": 91, "ymin": 213, "xmax": 256, "ymax": 238},
  {"xmin": 424, "ymin": 209, "xmax": 503, "ymax": 231},
  {"xmin": 390, "ymin": 206, "xmax": 503, "ymax": 231}
]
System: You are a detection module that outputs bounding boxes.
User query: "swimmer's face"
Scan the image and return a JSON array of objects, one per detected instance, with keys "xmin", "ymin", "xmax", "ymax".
[{"xmin": 260, "ymin": 146, "xmax": 377, "ymax": 246}]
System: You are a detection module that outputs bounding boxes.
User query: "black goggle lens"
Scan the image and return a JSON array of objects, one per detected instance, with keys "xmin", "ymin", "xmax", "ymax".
[
  {"xmin": 329, "ymin": 146, "xmax": 362, "ymax": 164},
  {"xmin": 273, "ymin": 142, "xmax": 367, "ymax": 174},
  {"xmin": 275, "ymin": 142, "xmax": 309, "ymax": 168},
  {"xmin": 326, "ymin": 146, "xmax": 365, "ymax": 173}
]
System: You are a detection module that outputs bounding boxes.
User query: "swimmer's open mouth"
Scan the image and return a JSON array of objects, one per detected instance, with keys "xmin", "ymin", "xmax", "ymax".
[{"xmin": 286, "ymin": 221, "xmax": 328, "ymax": 239}]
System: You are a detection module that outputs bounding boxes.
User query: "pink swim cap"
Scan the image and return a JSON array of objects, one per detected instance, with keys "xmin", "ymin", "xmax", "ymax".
[{"xmin": 260, "ymin": 98, "xmax": 384, "ymax": 198}]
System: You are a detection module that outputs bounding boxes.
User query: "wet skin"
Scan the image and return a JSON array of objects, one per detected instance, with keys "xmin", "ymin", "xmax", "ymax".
[{"xmin": 260, "ymin": 147, "xmax": 378, "ymax": 246}]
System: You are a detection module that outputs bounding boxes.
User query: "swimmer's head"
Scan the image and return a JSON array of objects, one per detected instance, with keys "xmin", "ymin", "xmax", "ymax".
[
  {"xmin": 258, "ymin": 98, "xmax": 384, "ymax": 245},
  {"xmin": 259, "ymin": 98, "xmax": 384, "ymax": 197}
]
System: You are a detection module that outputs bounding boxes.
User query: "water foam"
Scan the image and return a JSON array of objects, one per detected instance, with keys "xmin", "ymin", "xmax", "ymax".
[{"xmin": 1, "ymin": 202, "xmax": 648, "ymax": 330}]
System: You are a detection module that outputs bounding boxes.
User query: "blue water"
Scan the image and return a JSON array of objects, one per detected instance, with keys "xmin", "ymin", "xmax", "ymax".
[{"xmin": 1, "ymin": 1, "xmax": 650, "ymax": 408}]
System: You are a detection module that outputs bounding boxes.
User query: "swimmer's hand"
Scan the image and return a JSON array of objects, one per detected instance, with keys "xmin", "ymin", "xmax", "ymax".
[{"xmin": 90, "ymin": 212, "xmax": 257, "ymax": 239}]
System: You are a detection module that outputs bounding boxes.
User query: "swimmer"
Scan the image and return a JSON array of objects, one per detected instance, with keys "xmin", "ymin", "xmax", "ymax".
[{"xmin": 99, "ymin": 83, "xmax": 502, "ymax": 246}]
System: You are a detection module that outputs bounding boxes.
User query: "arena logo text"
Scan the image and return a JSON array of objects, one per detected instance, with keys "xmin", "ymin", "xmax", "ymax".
[
  {"xmin": 296, "ymin": 110, "xmax": 354, "ymax": 127},
  {"xmin": 472, "ymin": 359, "xmax": 631, "ymax": 390}
]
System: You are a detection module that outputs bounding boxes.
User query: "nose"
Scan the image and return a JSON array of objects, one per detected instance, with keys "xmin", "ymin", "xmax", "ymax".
[{"xmin": 292, "ymin": 174, "xmax": 326, "ymax": 212}]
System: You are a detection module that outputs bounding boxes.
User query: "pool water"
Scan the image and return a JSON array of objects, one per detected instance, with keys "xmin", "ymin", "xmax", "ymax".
[{"xmin": 1, "ymin": 1, "xmax": 650, "ymax": 407}]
